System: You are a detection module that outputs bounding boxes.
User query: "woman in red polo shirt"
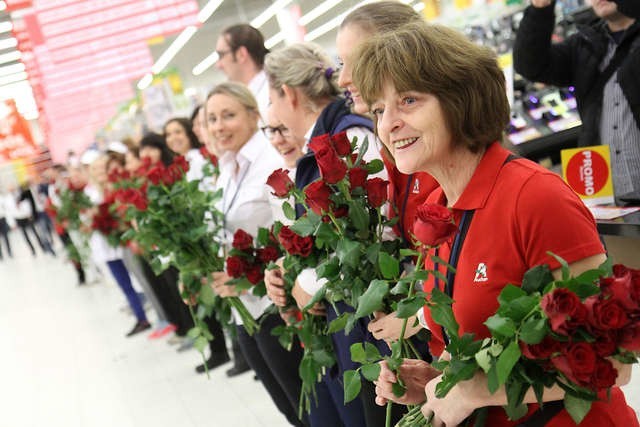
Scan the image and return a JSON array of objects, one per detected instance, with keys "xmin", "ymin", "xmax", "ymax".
[{"xmin": 351, "ymin": 22, "xmax": 638, "ymax": 427}]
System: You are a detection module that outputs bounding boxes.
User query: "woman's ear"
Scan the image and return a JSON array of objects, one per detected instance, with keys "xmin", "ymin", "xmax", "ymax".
[{"xmin": 281, "ymin": 84, "xmax": 298, "ymax": 110}]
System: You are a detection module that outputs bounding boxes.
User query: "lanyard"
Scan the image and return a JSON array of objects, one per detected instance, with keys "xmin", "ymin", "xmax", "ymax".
[
  {"xmin": 433, "ymin": 209, "xmax": 475, "ymax": 345},
  {"xmin": 221, "ymin": 162, "xmax": 251, "ymax": 232},
  {"xmin": 397, "ymin": 175, "xmax": 414, "ymax": 242}
]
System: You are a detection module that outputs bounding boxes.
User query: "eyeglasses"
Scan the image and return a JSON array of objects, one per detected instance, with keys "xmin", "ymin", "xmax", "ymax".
[{"xmin": 261, "ymin": 125, "xmax": 290, "ymax": 139}]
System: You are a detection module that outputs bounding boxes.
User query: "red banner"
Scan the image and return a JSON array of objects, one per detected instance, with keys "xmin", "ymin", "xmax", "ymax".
[{"xmin": 0, "ymin": 100, "xmax": 39, "ymax": 162}]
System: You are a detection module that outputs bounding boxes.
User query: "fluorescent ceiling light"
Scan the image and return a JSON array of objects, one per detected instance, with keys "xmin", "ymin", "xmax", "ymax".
[
  {"xmin": 0, "ymin": 37, "xmax": 18, "ymax": 51},
  {"xmin": 0, "ymin": 2, "xmax": 6, "ymax": 12},
  {"xmin": 136, "ymin": 73, "xmax": 153, "ymax": 90},
  {"xmin": 0, "ymin": 21, "xmax": 12, "ymax": 34},
  {"xmin": 299, "ymin": 0, "xmax": 342, "ymax": 26},
  {"xmin": 251, "ymin": 0, "xmax": 293, "ymax": 28},
  {"xmin": 151, "ymin": 25, "xmax": 197, "ymax": 74},
  {"xmin": 265, "ymin": 32, "xmax": 286, "ymax": 49},
  {"xmin": 0, "ymin": 50, "xmax": 20, "ymax": 64},
  {"xmin": 197, "ymin": 0, "xmax": 224, "ymax": 23},
  {"xmin": 192, "ymin": 52, "xmax": 219, "ymax": 76},
  {"xmin": 0, "ymin": 71, "xmax": 27, "ymax": 87},
  {"xmin": 0, "ymin": 62, "xmax": 25, "ymax": 76}
]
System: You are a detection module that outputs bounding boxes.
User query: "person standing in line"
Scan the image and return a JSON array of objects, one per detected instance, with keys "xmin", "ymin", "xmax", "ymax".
[
  {"xmin": 215, "ymin": 23, "xmax": 270, "ymax": 120},
  {"xmin": 514, "ymin": 0, "xmax": 640, "ymax": 200},
  {"xmin": 0, "ymin": 188, "xmax": 13, "ymax": 260}
]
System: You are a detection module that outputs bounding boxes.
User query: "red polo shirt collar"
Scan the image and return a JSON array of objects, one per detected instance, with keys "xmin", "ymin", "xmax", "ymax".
[{"xmin": 429, "ymin": 142, "xmax": 510, "ymax": 210}]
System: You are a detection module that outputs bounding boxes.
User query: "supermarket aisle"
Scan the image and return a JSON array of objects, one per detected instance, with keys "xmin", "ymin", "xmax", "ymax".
[
  {"xmin": 0, "ymin": 230, "xmax": 639, "ymax": 427},
  {"xmin": 0, "ymin": 232, "xmax": 287, "ymax": 427}
]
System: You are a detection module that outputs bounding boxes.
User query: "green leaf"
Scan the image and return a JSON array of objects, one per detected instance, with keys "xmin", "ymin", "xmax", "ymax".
[
  {"xmin": 343, "ymin": 370, "xmax": 362, "ymax": 403},
  {"xmin": 350, "ymin": 343, "xmax": 368, "ymax": 364},
  {"xmin": 303, "ymin": 287, "xmax": 326, "ymax": 312},
  {"xmin": 519, "ymin": 317, "xmax": 548, "ymax": 344},
  {"xmin": 364, "ymin": 342, "xmax": 382, "ymax": 362},
  {"xmin": 312, "ymin": 349, "xmax": 335, "ymax": 367},
  {"xmin": 497, "ymin": 284, "xmax": 527, "ymax": 306},
  {"xmin": 521, "ymin": 265, "xmax": 554, "ymax": 294},
  {"xmin": 400, "ymin": 248, "xmax": 420, "ymax": 258},
  {"xmin": 475, "ymin": 348, "xmax": 492, "ymax": 373},
  {"xmin": 193, "ymin": 336, "xmax": 208, "ymax": 353},
  {"xmin": 547, "ymin": 252, "xmax": 570, "ymax": 281},
  {"xmin": 360, "ymin": 363, "xmax": 381, "ymax": 382},
  {"xmin": 390, "ymin": 280, "xmax": 410, "ymax": 296},
  {"xmin": 396, "ymin": 296, "xmax": 426, "ymax": 319},
  {"xmin": 504, "ymin": 380, "xmax": 529, "ymax": 420},
  {"xmin": 317, "ymin": 257, "xmax": 340, "ymax": 279},
  {"xmin": 505, "ymin": 295, "xmax": 539, "ymax": 323},
  {"xmin": 392, "ymin": 382, "xmax": 406, "ymax": 398},
  {"xmin": 336, "ymin": 239, "xmax": 362, "ymax": 269},
  {"xmin": 429, "ymin": 288, "xmax": 459, "ymax": 337},
  {"xmin": 328, "ymin": 313, "xmax": 349, "ymax": 334},
  {"xmin": 366, "ymin": 243, "xmax": 382, "ymax": 264},
  {"xmin": 299, "ymin": 356, "xmax": 317, "ymax": 386},
  {"xmin": 282, "ymin": 201, "xmax": 296, "ymax": 221},
  {"xmin": 349, "ymin": 200, "xmax": 370, "ymax": 232},
  {"xmin": 354, "ymin": 136, "xmax": 369, "ymax": 167},
  {"xmin": 199, "ymin": 281, "xmax": 217, "ymax": 305},
  {"xmin": 315, "ymin": 222, "xmax": 337, "ymax": 248},
  {"xmin": 496, "ymin": 341, "xmax": 521, "ymax": 388},
  {"xmin": 436, "ymin": 360, "xmax": 478, "ymax": 397},
  {"xmin": 564, "ymin": 394, "xmax": 593, "ymax": 425},
  {"xmin": 365, "ymin": 159, "xmax": 384, "ymax": 175},
  {"xmin": 187, "ymin": 326, "xmax": 202, "ymax": 340},
  {"xmin": 290, "ymin": 216, "xmax": 317, "ymax": 237},
  {"xmin": 598, "ymin": 257, "xmax": 613, "ymax": 276},
  {"xmin": 355, "ymin": 280, "xmax": 389, "ymax": 319},
  {"xmin": 485, "ymin": 315, "xmax": 517, "ymax": 338},
  {"xmin": 487, "ymin": 363, "xmax": 500, "ymax": 394},
  {"xmin": 565, "ymin": 280, "xmax": 601, "ymax": 300},
  {"xmin": 378, "ymin": 252, "xmax": 400, "ymax": 280}
]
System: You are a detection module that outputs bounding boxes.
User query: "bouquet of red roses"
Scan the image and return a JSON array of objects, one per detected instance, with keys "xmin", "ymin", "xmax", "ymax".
[
  {"xmin": 267, "ymin": 132, "xmax": 403, "ymax": 334},
  {"xmin": 226, "ymin": 228, "xmax": 282, "ymax": 297}
]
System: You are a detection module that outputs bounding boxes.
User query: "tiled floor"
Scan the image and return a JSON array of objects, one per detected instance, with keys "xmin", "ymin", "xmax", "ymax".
[{"xmin": 0, "ymin": 231, "xmax": 639, "ymax": 427}]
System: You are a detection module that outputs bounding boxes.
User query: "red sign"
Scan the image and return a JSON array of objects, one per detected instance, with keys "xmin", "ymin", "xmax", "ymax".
[
  {"xmin": 4, "ymin": 0, "xmax": 33, "ymax": 12},
  {"xmin": 565, "ymin": 149, "xmax": 609, "ymax": 197},
  {"xmin": 0, "ymin": 100, "xmax": 39, "ymax": 162}
]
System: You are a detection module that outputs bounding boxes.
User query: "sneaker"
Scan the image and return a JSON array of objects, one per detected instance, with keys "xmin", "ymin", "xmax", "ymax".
[
  {"xmin": 148, "ymin": 324, "xmax": 177, "ymax": 339},
  {"xmin": 195, "ymin": 353, "xmax": 231, "ymax": 374},
  {"xmin": 126, "ymin": 320, "xmax": 152, "ymax": 337},
  {"xmin": 167, "ymin": 335, "xmax": 184, "ymax": 345}
]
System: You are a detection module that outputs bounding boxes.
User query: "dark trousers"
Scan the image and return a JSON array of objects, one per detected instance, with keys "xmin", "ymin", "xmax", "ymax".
[
  {"xmin": 16, "ymin": 218, "xmax": 41, "ymax": 255},
  {"xmin": 326, "ymin": 303, "xmax": 406, "ymax": 427},
  {"xmin": 106, "ymin": 259, "xmax": 147, "ymax": 322},
  {"xmin": 308, "ymin": 371, "xmax": 366, "ymax": 427},
  {"xmin": 236, "ymin": 313, "xmax": 306, "ymax": 427},
  {"xmin": 204, "ymin": 312, "xmax": 228, "ymax": 356},
  {"xmin": 0, "ymin": 217, "xmax": 12, "ymax": 259}
]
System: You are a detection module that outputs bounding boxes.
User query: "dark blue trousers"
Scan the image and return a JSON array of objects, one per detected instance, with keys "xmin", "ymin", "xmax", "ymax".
[{"xmin": 106, "ymin": 259, "xmax": 147, "ymax": 322}]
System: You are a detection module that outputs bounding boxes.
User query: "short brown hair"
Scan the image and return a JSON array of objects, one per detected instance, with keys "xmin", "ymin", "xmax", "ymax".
[
  {"xmin": 222, "ymin": 24, "xmax": 269, "ymax": 67},
  {"xmin": 353, "ymin": 22, "xmax": 509, "ymax": 152}
]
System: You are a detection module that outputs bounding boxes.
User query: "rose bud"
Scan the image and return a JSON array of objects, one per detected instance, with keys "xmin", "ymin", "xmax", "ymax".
[
  {"xmin": 412, "ymin": 204, "xmax": 458, "ymax": 247},
  {"xmin": 304, "ymin": 181, "xmax": 333, "ymax": 215},
  {"xmin": 330, "ymin": 131, "xmax": 352, "ymax": 156},
  {"xmin": 267, "ymin": 169, "xmax": 295, "ymax": 198},
  {"xmin": 365, "ymin": 177, "xmax": 389, "ymax": 208}
]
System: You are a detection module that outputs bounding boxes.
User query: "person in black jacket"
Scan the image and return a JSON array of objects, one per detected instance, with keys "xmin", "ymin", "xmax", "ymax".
[{"xmin": 514, "ymin": 0, "xmax": 640, "ymax": 200}]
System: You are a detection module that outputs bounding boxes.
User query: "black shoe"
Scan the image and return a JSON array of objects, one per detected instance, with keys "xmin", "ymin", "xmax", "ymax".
[
  {"xmin": 126, "ymin": 320, "xmax": 151, "ymax": 337},
  {"xmin": 195, "ymin": 353, "xmax": 231, "ymax": 374},
  {"xmin": 226, "ymin": 363, "xmax": 251, "ymax": 377}
]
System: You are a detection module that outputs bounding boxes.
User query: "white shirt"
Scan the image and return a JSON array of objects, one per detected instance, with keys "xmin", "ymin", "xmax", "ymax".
[
  {"xmin": 85, "ymin": 184, "xmax": 122, "ymax": 263},
  {"xmin": 215, "ymin": 131, "xmax": 285, "ymax": 322},
  {"xmin": 248, "ymin": 70, "xmax": 270, "ymax": 124},
  {"xmin": 185, "ymin": 148, "xmax": 207, "ymax": 182}
]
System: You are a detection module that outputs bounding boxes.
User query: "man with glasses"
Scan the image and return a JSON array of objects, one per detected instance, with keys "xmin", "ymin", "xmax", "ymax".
[{"xmin": 215, "ymin": 24, "xmax": 270, "ymax": 120}]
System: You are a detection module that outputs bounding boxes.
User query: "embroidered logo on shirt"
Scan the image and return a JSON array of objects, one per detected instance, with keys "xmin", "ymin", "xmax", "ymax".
[
  {"xmin": 474, "ymin": 263, "xmax": 488, "ymax": 283},
  {"xmin": 412, "ymin": 179, "xmax": 420, "ymax": 194}
]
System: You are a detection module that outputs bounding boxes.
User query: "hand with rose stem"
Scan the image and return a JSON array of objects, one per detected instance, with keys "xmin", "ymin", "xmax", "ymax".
[
  {"xmin": 368, "ymin": 311, "xmax": 422, "ymax": 344},
  {"xmin": 292, "ymin": 281, "xmax": 326, "ymax": 316},
  {"xmin": 265, "ymin": 258, "xmax": 287, "ymax": 307},
  {"xmin": 211, "ymin": 271, "xmax": 241, "ymax": 297}
]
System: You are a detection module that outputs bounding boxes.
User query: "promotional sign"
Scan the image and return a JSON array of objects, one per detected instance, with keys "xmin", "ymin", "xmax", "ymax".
[
  {"xmin": 0, "ymin": 100, "xmax": 39, "ymax": 163},
  {"xmin": 561, "ymin": 145, "xmax": 614, "ymax": 206}
]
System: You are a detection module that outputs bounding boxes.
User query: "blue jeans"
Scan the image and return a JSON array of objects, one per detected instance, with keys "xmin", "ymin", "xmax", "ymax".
[{"xmin": 106, "ymin": 259, "xmax": 147, "ymax": 322}]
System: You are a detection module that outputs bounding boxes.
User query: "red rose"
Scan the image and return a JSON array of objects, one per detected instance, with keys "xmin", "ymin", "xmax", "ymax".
[
  {"xmin": 308, "ymin": 134, "xmax": 332, "ymax": 154},
  {"xmin": 199, "ymin": 146, "xmax": 218, "ymax": 166},
  {"xmin": 592, "ymin": 333, "xmax": 618, "ymax": 357},
  {"xmin": 315, "ymin": 145, "xmax": 348, "ymax": 184},
  {"xmin": 590, "ymin": 358, "xmax": 618, "ymax": 390},
  {"xmin": 292, "ymin": 235, "xmax": 314, "ymax": 257},
  {"xmin": 585, "ymin": 296, "xmax": 629, "ymax": 331},
  {"xmin": 256, "ymin": 246, "xmax": 280, "ymax": 263},
  {"xmin": 412, "ymin": 204, "xmax": 458, "ymax": 247},
  {"xmin": 226, "ymin": 256, "xmax": 247, "ymax": 278},
  {"xmin": 267, "ymin": 169, "xmax": 295, "ymax": 198},
  {"xmin": 520, "ymin": 336, "xmax": 562, "ymax": 360},
  {"xmin": 348, "ymin": 167, "xmax": 368, "ymax": 190},
  {"xmin": 246, "ymin": 264, "xmax": 264, "ymax": 285},
  {"xmin": 278, "ymin": 226, "xmax": 297, "ymax": 254},
  {"xmin": 334, "ymin": 205, "xmax": 349, "ymax": 218},
  {"xmin": 162, "ymin": 164, "xmax": 183, "ymax": 186},
  {"xmin": 552, "ymin": 342, "xmax": 597, "ymax": 386},
  {"xmin": 131, "ymin": 191, "xmax": 148, "ymax": 211},
  {"xmin": 232, "ymin": 229, "xmax": 254, "ymax": 251},
  {"xmin": 365, "ymin": 177, "xmax": 388, "ymax": 208},
  {"xmin": 147, "ymin": 165, "xmax": 166, "ymax": 185},
  {"xmin": 619, "ymin": 323, "xmax": 640, "ymax": 351},
  {"xmin": 541, "ymin": 288, "xmax": 584, "ymax": 335},
  {"xmin": 304, "ymin": 181, "xmax": 333, "ymax": 215},
  {"xmin": 629, "ymin": 268, "xmax": 640, "ymax": 305},
  {"xmin": 600, "ymin": 271, "xmax": 639, "ymax": 311},
  {"xmin": 172, "ymin": 155, "xmax": 190, "ymax": 173},
  {"xmin": 330, "ymin": 131, "xmax": 352, "ymax": 156}
]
